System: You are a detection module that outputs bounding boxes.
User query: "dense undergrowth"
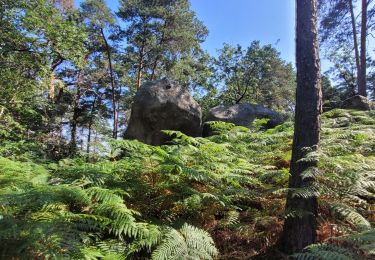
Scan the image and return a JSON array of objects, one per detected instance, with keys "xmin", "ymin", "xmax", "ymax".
[{"xmin": 0, "ymin": 109, "xmax": 374, "ymax": 259}]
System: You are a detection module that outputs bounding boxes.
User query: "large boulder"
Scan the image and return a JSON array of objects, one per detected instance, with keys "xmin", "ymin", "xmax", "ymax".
[
  {"xmin": 124, "ymin": 78, "xmax": 202, "ymax": 145},
  {"xmin": 341, "ymin": 95, "xmax": 374, "ymax": 111},
  {"xmin": 203, "ymin": 103, "xmax": 283, "ymax": 137}
]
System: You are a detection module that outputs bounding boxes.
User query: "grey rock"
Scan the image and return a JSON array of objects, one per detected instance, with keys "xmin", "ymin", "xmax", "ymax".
[
  {"xmin": 341, "ymin": 95, "xmax": 375, "ymax": 111},
  {"xmin": 124, "ymin": 78, "xmax": 202, "ymax": 145},
  {"xmin": 203, "ymin": 103, "xmax": 283, "ymax": 137}
]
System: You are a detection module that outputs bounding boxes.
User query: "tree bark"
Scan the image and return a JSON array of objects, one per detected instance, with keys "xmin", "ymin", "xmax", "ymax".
[
  {"xmin": 69, "ymin": 69, "xmax": 84, "ymax": 155},
  {"xmin": 100, "ymin": 28, "xmax": 118, "ymax": 139},
  {"xmin": 49, "ymin": 57, "xmax": 64, "ymax": 100},
  {"xmin": 150, "ymin": 21, "xmax": 167, "ymax": 80},
  {"xmin": 136, "ymin": 47, "xmax": 144, "ymax": 89},
  {"xmin": 136, "ymin": 19, "xmax": 147, "ymax": 89},
  {"xmin": 280, "ymin": 0, "xmax": 322, "ymax": 254},
  {"xmin": 0, "ymin": 106, "xmax": 5, "ymax": 120},
  {"xmin": 86, "ymin": 96, "xmax": 97, "ymax": 155},
  {"xmin": 358, "ymin": 0, "xmax": 367, "ymax": 96},
  {"xmin": 150, "ymin": 58, "xmax": 159, "ymax": 80},
  {"xmin": 349, "ymin": 0, "xmax": 361, "ymax": 86}
]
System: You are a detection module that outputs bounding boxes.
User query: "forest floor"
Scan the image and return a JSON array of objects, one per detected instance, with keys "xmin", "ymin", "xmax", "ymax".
[{"xmin": 0, "ymin": 109, "xmax": 374, "ymax": 259}]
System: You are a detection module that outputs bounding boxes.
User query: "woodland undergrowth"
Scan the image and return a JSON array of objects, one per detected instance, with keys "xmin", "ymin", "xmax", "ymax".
[{"xmin": 0, "ymin": 109, "xmax": 374, "ymax": 259}]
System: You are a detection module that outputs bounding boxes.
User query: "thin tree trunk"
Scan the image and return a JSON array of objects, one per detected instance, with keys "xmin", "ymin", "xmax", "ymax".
[
  {"xmin": 86, "ymin": 96, "xmax": 97, "ymax": 155},
  {"xmin": 93, "ymin": 129, "xmax": 98, "ymax": 155},
  {"xmin": 136, "ymin": 44, "xmax": 145, "ymax": 89},
  {"xmin": 100, "ymin": 28, "xmax": 118, "ymax": 139},
  {"xmin": 150, "ymin": 21, "xmax": 167, "ymax": 80},
  {"xmin": 349, "ymin": 0, "xmax": 361, "ymax": 86},
  {"xmin": 0, "ymin": 106, "xmax": 5, "ymax": 119},
  {"xmin": 150, "ymin": 58, "xmax": 159, "ymax": 80},
  {"xmin": 87, "ymin": 124, "xmax": 92, "ymax": 154},
  {"xmin": 280, "ymin": 0, "xmax": 322, "ymax": 254},
  {"xmin": 70, "ymin": 103, "xmax": 79, "ymax": 155},
  {"xmin": 69, "ymin": 69, "xmax": 83, "ymax": 155},
  {"xmin": 136, "ymin": 20, "xmax": 147, "ymax": 89},
  {"xmin": 49, "ymin": 57, "xmax": 64, "ymax": 100},
  {"xmin": 358, "ymin": 0, "xmax": 367, "ymax": 96}
]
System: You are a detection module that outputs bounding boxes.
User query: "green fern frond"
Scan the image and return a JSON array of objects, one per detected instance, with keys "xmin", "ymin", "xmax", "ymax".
[
  {"xmin": 162, "ymin": 130, "xmax": 201, "ymax": 146},
  {"xmin": 220, "ymin": 210, "xmax": 240, "ymax": 228},
  {"xmin": 87, "ymin": 187, "xmax": 125, "ymax": 205},
  {"xmin": 295, "ymin": 244, "xmax": 359, "ymax": 260},
  {"xmin": 330, "ymin": 203, "xmax": 371, "ymax": 230},
  {"xmin": 151, "ymin": 224, "xmax": 218, "ymax": 260}
]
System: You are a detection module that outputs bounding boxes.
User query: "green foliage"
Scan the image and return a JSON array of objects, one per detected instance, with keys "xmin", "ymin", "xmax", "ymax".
[
  {"xmin": 117, "ymin": 0, "xmax": 210, "ymax": 90},
  {"xmin": 295, "ymin": 244, "xmax": 359, "ymax": 260},
  {"xmin": 0, "ymin": 156, "xmax": 163, "ymax": 258},
  {"xmin": 151, "ymin": 224, "xmax": 218, "ymax": 260},
  {"xmin": 0, "ymin": 109, "xmax": 374, "ymax": 258},
  {"xmin": 210, "ymin": 41, "xmax": 296, "ymax": 110},
  {"xmin": 295, "ymin": 229, "xmax": 375, "ymax": 260},
  {"xmin": 294, "ymin": 109, "xmax": 375, "ymax": 259}
]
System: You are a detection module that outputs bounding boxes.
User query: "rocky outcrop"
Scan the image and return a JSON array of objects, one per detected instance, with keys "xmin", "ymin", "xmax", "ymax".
[
  {"xmin": 124, "ymin": 78, "xmax": 202, "ymax": 145},
  {"xmin": 203, "ymin": 103, "xmax": 283, "ymax": 137},
  {"xmin": 341, "ymin": 95, "xmax": 374, "ymax": 111}
]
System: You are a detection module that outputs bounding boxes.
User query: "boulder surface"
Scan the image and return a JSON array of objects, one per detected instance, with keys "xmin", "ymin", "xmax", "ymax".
[
  {"xmin": 341, "ymin": 95, "xmax": 374, "ymax": 111},
  {"xmin": 203, "ymin": 103, "xmax": 283, "ymax": 137},
  {"xmin": 124, "ymin": 78, "xmax": 202, "ymax": 145}
]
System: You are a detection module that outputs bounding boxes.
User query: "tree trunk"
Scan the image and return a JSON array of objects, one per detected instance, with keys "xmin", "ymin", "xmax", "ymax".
[
  {"xmin": 280, "ymin": 0, "xmax": 322, "ymax": 254},
  {"xmin": 69, "ymin": 69, "xmax": 83, "ymax": 155},
  {"xmin": 0, "ymin": 106, "xmax": 5, "ymax": 120},
  {"xmin": 349, "ymin": 0, "xmax": 361, "ymax": 87},
  {"xmin": 70, "ymin": 101, "xmax": 79, "ymax": 155},
  {"xmin": 100, "ymin": 28, "xmax": 118, "ymax": 139},
  {"xmin": 136, "ymin": 20, "xmax": 147, "ymax": 89},
  {"xmin": 136, "ymin": 45, "xmax": 145, "ymax": 89},
  {"xmin": 86, "ymin": 96, "xmax": 97, "ymax": 155},
  {"xmin": 150, "ymin": 58, "xmax": 159, "ymax": 80},
  {"xmin": 150, "ymin": 20, "xmax": 167, "ymax": 80},
  {"xmin": 358, "ymin": 0, "xmax": 367, "ymax": 97},
  {"xmin": 48, "ymin": 57, "xmax": 64, "ymax": 100}
]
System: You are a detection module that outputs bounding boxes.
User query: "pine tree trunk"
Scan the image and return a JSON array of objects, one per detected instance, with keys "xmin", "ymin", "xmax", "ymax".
[
  {"xmin": 100, "ymin": 28, "xmax": 118, "ymax": 139},
  {"xmin": 136, "ymin": 20, "xmax": 147, "ymax": 90},
  {"xmin": 349, "ymin": 0, "xmax": 361, "ymax": 87},
  {"xmin": 87, "ymin": 122, "xmax": 92, "ymax": 154},
  {"xmin": 280, "ymin": 0, "xmax": 322, "ymax": 254},
  {"xmin": 136, "ymin": 45, "xmax": 145, "ymax": 89},
  {"xmin": 86, "ymin": 96, "xmax": 97, "ymax": 155},
  {"xmin": 70, "ymin": 104, "xmax": 79, "ymax": 155},
  {"xmin": 358, "ymin": 0, "xmax": 367, "ymax": 97},
  {"xmin": 69, "ymin": 69, "xmax": 83, "ymax": 155}
]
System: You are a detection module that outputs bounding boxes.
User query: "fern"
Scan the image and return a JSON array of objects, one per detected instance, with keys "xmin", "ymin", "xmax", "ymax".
[
  {"xmin": 1, "ymin": 109, "xmax": 375, "ymax": 258},
  {"xmin": 295, "ymin": 244, "xmax": 359, "ymax": 260},
  {"xmin": 296, "ymin": 229, "xmax": 375, "ymax": 259},
  {"xmin": 329, "ymin": 203, "xmax": 371, "ymax": 231},
  {"xmin": 151, "ymin": 224, "xmax": 218, "ymax": 260}
]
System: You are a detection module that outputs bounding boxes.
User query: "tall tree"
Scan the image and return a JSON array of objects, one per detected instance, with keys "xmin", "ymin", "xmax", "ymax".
[
  {"xmin": 50, "ymin": 0, "xmax": 73, "ymax": 10},
  {"xmin": 358, "ymin": 0, "xmax": 368, "ymax": 96},
  {"xmin": 81, "ymin": 0, "xmax": 119, "ymax": 139},
  {"xmin": 349, "ymin": 0, "xmax": 360, "ymax": 81},
  {"xmin": 0, "ymin": 0, "xmax": 87, "ymax": 158},
  {"xmin": 280, "ymin": 0, "xmax": 322, "ymax": 254},
  {"xmin": 319, "ymin": 0, "xmax": 374, "ymax": 97},
  {"xmin": 117, "ymin": 0, "xmax": 208, "ymax": 90},
  {"xmin": 211, "ymin": 42, "xmax": 296, "ymax": 111}
]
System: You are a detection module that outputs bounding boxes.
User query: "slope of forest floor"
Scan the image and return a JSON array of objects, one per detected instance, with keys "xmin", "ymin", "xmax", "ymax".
[{"xmin": 0, "ymin": 109, "xmax": 374, "ymax": 259}]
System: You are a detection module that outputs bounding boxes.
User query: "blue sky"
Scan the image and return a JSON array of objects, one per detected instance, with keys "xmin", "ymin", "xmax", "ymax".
[
  {"xmin": 190, "ymin": 0, "xmax": 295, "ymax": 63},
  {"xmin": 77, "ymin": 0, "xmax": 296, "ymax": 64}
]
